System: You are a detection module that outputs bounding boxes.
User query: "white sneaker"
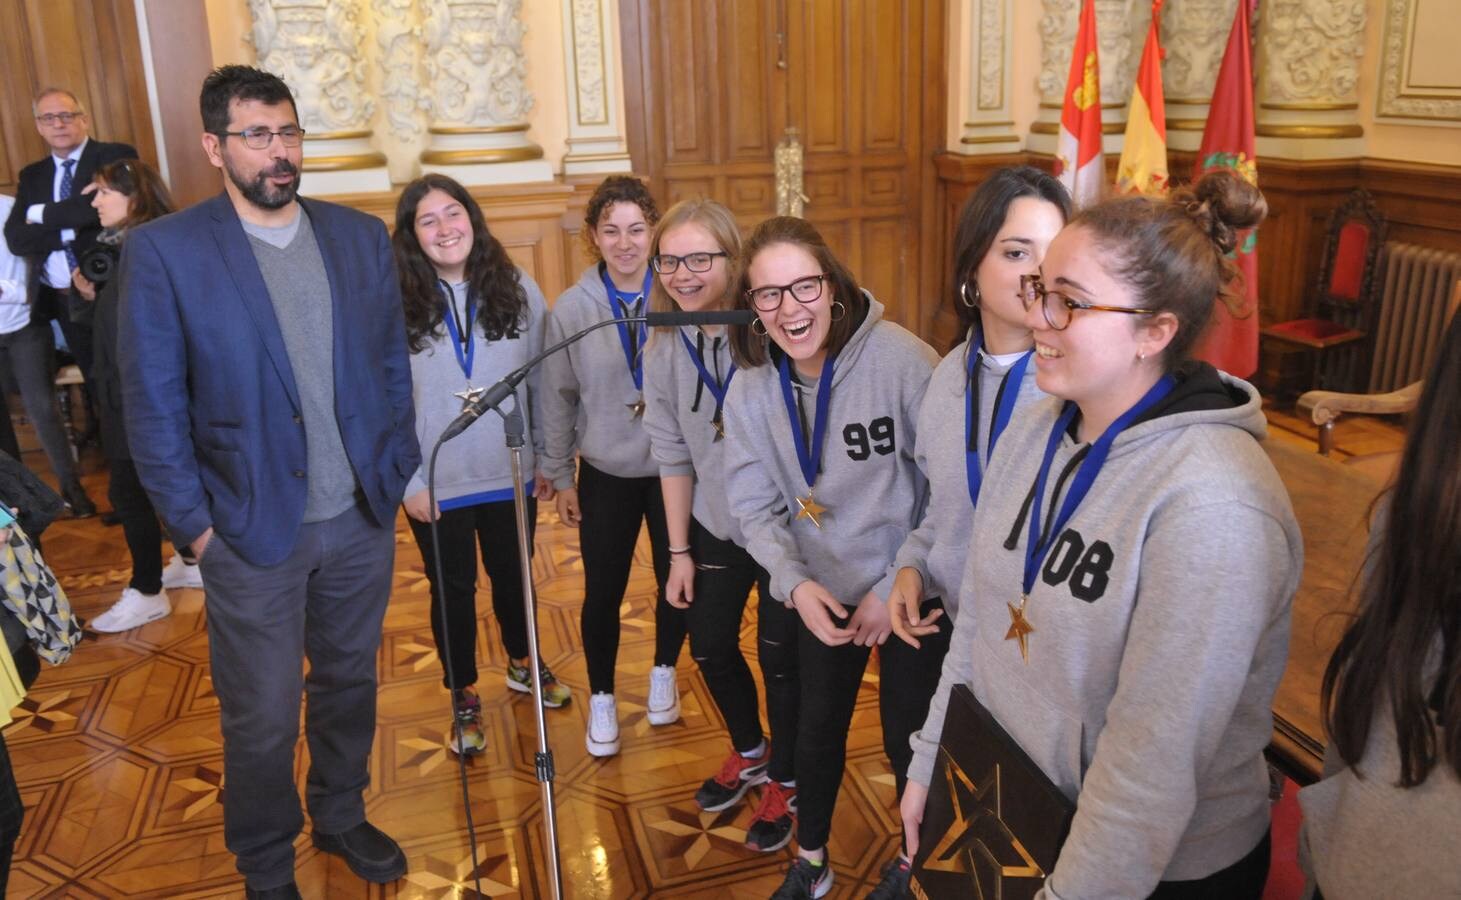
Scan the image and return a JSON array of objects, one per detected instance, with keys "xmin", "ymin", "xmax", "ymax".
[
  {"xmin": 160, "ymin": 553, "xmax": 204, "ymax": 590},
  {"xmin": 647, "ymin": 664, "xmax": 681, "ymax": 726},
  {"xmin": 585, "ymin": 693, "xmax": 621, "ymax": 757},
  {"xmin": 90, "ymin": 588, "xmax": 171, "ymax": 633}
]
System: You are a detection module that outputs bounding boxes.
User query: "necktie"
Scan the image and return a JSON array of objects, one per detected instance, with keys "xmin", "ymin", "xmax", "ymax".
[{"xmin": 60, "ymin": 159, "xmax": 78, "ymax": 272}]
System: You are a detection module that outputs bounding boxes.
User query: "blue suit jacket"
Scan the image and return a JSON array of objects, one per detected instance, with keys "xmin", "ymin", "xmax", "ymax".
[{"xmin": 117, "ymin": 193, "xmax": 420, "ymax": 567}]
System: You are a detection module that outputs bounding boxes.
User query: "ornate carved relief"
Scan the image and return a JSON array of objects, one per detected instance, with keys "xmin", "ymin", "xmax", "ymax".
[
  {"xmin": 422, "ymin": 0, "xmax": 535, "ymax": 126},
  {"xmin": 1037, "ymin": 0, "xmax": 1080, "ymax": 104},
  {"xmin": 1257, "ymin": 0, "xmax": 1366, "ymax": 104},
  {"xmin": 1377, "ymin": 0, "xmax": 1461, "ymax": 121},
  {"xmin": 976, "ymin": 0, "xmax": 1004, "ymax": 110},
  {"xmin": 570, "ymin": 0, "xmax": 607, "ymax": 125},
  {"xmin": 1160, "ymin": 0, "xmax": 1231, "ymax": 101},
  {"xmin": 247, "ymin": 0, "xmax": 376, "ymax": 132},
  {"xmin": 1037, "ymin": 0, "xmax": 1141, "ymax": 106},
  {"xmin": 372, "ymin": 0, "xmax": 424, "ymax": 139}
]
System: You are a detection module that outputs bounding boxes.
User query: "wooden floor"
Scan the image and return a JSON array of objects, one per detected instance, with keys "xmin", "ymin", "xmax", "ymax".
[{"xmin": 5, "ymin": 404, "xmax": 1405, "ymax": 899}]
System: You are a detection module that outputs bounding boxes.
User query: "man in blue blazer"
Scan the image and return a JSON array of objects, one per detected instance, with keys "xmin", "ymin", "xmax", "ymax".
[{"xmin": 118, "ymin": 66, "xmax": 419, "ymax": 900}]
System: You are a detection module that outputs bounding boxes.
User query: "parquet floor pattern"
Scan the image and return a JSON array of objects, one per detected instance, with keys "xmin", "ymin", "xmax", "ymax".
[{"xmin": 6, "ymin": 403, "xmax": 1405, "ymax": 898}]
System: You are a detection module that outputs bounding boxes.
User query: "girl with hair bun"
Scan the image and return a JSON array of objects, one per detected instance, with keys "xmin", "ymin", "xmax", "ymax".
[{"xmin": 902, "ymin": 169, "xmax": 1302, "ymax": 898}]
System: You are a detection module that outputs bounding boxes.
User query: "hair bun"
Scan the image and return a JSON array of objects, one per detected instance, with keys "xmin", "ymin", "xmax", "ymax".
[{"xmin": 1175, "ymin": 169, "xmax": 1268, "ymax": 255}]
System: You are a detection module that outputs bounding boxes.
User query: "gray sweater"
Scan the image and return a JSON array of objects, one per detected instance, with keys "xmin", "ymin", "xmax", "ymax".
[
  {"xmin": 723, "ymin": 296, "xmax": 937, "ymax": 605},
  {"xmin": 907, "ymin": 367, "xmax": 1302, "ymax": 898},
  {"xmin": 539, "ymin": 265, "xmax": 655, "ymax": 489},
  {"xmin": 891, "ymin": 333, "xmax": 1043, "ymax": 617},
  {"xmin": 642, "ymin": 325, "xmax": 743, "ymax": 544},
  {"xmin": 403, "ymin": 273, "xmax": 547, "ymax": 505}
]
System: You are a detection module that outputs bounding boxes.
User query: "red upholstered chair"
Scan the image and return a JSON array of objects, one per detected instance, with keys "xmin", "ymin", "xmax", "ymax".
[{"xmin": 1262, "ymin": 190, "xmax": 1387, "ymax": 393}]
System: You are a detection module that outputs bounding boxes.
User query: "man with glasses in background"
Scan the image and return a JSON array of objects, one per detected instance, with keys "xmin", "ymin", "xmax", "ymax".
[
  {"xmin": 1, "ymin": 88, "xmax": 133, "ymax": 516},
  {"xmin": 117, "ymin": 66, "xmax": 419, "ymax": 899}
]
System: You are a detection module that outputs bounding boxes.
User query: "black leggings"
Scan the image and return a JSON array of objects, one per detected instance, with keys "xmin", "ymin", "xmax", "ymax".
[
  {"xmin": 577, "ymin": 460, "xmax": 684, "ymax": 695},
  {"xmin": 107, "ymin": 457, "xmax": 164, "ymax": 595},
  {"xmin": 794, "ymin": 605, "xmax": 871, "ymax": 851},
  {"xmin": 687, "ymin": 519, "xmax": 800, "ymax": 783},
  {"xmin": 1148, "ymin": 831, "xmax": 1270, "ymax": 899},
  {"xmin": 408, "ymin": 497, "xmax": 536, "ymax": 689},
  {"xmin": 878, "ymin": 596, "xmax": 952, "ymax": 800}
]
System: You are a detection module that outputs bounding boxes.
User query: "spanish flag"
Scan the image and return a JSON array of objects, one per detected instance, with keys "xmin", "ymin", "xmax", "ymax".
[
  {"xmin": 1055, "ymin": 0, "xmax": 1104, "ymax": 209},
  {"xmin": 1116, "ymin": 1, "xmax": 1168, "ymax": 196},
  {"xmin": 1193, "ymin": 0, "xmax": 1260, "ymax": 378}
]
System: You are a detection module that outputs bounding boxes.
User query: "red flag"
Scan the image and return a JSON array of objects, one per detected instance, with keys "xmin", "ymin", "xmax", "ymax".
[
  {"xmin": 1116, "ymin": 1, "xmax": 1168, "ymax": 196},
  {"xmin": 1055, "ymin": 0, "xmax": 1104, "ymax": 209},
  {"xmin": 1193, "ymin": 0, "xmax": 1259, "ymax": 378}
]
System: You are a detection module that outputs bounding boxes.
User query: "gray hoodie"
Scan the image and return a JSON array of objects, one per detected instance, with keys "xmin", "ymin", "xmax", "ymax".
[
  {"xmin": 642, "ymin": 325, "xmax": 743, "ymax": 544},
  {"xmin": 404, "ymin": 273, "xmax": 547, "ymax": 504},
  {"xmin": 723, "ymin": 296, "xmax": 937, "ymax": 605},
  {"xmin": 907, "ymin": 366, "xmax": 1302, "ymax": 899},
  {"xmin": 891, "ymin": 333, "xmax": 1044, "ymax": 617},
  {"xmin": 539, "ymin": 264, "xmax": 656, "ymax": 489}
]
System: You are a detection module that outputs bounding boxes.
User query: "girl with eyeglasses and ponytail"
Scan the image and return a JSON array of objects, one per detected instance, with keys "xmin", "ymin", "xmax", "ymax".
[
  {"xmin": 723, "ymin": 217, "xmax": 937, "ymax": 899},
  {"xmin": 902, "ymin": 170, "xmax": 1302, "ymax": 899},
  {"xmin": 640, "ymin": 199, "xmax": 801, "ymax": 852}
]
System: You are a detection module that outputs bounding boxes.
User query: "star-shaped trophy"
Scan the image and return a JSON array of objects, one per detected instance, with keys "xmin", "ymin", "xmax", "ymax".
[{"xmin": 919, "ymin": 755, "xmax": 1045, "ymax": 900}]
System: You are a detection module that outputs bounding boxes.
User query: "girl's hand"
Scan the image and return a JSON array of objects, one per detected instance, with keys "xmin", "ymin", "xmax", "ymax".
[
  {"xmin": 533, "ymin": 473, "xmax": 556, "ymax": 501},
  {"xmin": 665, "ymin": 554, "xmax": 695, "ymax": 609},
  {"xmin": 888, "ymin": 567, "xmax": 942, "ymax": 649},
  {"xmin": 791, "ymin": 580, "xmax": 855, "ymax": 646},
  {"xmin": 555, "ymin": 487, "xmax": 581, "ymax": 527},
  {"xmin": 849, "ymin": 590, "xmax": 892, "ymax": 647},
  {"xmin": 402, "ymin": 489, "xmax": 439, "ymax": 523},
  {"xmin": 71, "ymin": 269, "xmax": 96, "ymax": 300},
  {"xmin": 900, "ymin": 780, "xmax": 930, "ymax": 858}
]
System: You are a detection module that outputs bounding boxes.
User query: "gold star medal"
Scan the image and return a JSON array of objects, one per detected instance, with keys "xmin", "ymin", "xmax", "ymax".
[
  {"xmin": 627, "ymin": 397, "xmax": 646, "ymax": 420},
  {"xmin": 453, "ymin": 384, "xmax": 486, "ymax": 414},
  {"xmin": 1005, "ymin": 595, "xmax": 1034, "ymax": 664},
  {"xmin": 794, "ymin": 491, "xmax": 827, "ymax": 528}
]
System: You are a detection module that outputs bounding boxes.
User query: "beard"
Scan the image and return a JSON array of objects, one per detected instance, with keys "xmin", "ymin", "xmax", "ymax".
[{"xmin": 223, "ymin": 155, "xmax": 300, "ymax": 210}]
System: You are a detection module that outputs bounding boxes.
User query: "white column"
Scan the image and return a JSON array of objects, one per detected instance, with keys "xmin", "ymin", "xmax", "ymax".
[
  {"xmin": 1255, "ymin": 0, "xmax": 1367, "ymax": 160},
  {"xmin": 952, "ymin": 0, "xmax": 1021, "ymax": 154},
  {"xmin": 1028, "ymin": 0, "xmax": 1141, "ymax": 155},
  {"xmin": 560, "ymin": 0, "xmax": 633, "ymax": 175},
  {"xmin": 418, "ymin": 0, "xmax": 554, "ymax": 185},
  {"xmin": 247, "ymin": 0, "xmax": 392, "ymax": 194}
]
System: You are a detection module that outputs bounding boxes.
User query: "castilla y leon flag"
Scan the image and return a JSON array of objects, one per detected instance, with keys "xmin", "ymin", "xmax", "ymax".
[
  {"xmin": 1193, "ymin": 0, "xmax": 1260, "ymax": 377},
  {"xmin": 1116, "ymin": 1, "xmax": 1168, "ymax": 196},
  {"xmin": 1055, "ymin": 0, "xmax": 1103, "ymax": 209}
]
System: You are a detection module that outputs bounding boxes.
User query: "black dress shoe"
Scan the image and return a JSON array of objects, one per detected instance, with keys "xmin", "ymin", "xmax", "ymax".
[
  {"xmin": 245, "ymin": 883, "xmax": 302, "ymax": 900},
  {"xmin": 311, "ymin": 820, "xmax": 407, "ymax": 883},
  {"xmin": 100, "ymin": 510, "xmax": 121, "ymax": 526},
  {"xmin": 61, "ymin": 480, "xmax": 97, "ymax": 518}
]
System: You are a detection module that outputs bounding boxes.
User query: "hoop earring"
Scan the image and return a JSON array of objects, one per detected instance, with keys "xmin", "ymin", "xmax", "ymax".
[
  {"xmin": 959, "ymin": 281, "xmax": 980, "ymax": 309},
  {"xmin": 751, "ymin": 318, "xmax": 768, "ymax": 337},
  {"xmin": 830, "ymin": 301, "xmax": 846, "ymax": 322}
]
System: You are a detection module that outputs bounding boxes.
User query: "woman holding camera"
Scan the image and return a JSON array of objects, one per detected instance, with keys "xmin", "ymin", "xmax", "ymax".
[{"xmin": 73, "ymin": 158, "xmax": 178, "ymax": 632}]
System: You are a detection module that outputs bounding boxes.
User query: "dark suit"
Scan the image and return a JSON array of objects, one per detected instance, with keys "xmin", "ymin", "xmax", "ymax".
[{"xmin": 117, "ymin": 193, "xmax": 419, "ymax": 889}]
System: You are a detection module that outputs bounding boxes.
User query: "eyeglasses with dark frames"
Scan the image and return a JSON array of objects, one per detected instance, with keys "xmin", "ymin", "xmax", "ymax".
[
  {"xmin": 651, "ymin": 251, "xmax": 728, "ymax": 274},
  {"xmin": 745, "ymin": 274, "xmax": 828, "ymax": 312},
  {"xmin": 214, "ymin": 126, "xmax": 307, "ymax": 150},
  {"xmin": 35, "ymin": 112, "xmax": 84, "ymax": 125},
  {"xmin": 1019, "ymin": 274, "xmax": 1158, "ymax": 331}
]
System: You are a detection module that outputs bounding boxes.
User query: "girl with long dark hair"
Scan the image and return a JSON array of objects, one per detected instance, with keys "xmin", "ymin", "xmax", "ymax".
[
  {"xmin": 902, "ymin": 170, "xmax": 1301, "ymax": 898},
  {"xmin": 723, "ymin": 216, "xmax": 937, "ymax": 898},
  {"xmin": 1300, "ymin": 310, "xmax": 1461, "ymax": 898},
  {"xmin": 539, "ymin": 176, "xmax": 686, "ymax": 757},
  {"xmin": 393, "ymin": 174, "xmax": 568, "ymax": 757},
  {"xmin": 77, "ymin": 158, "xmax": 178, "ymax": 632}
]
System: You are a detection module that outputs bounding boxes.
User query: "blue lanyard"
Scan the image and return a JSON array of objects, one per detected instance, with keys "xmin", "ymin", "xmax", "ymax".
[
  {"xmin": 439, "ymin": 280, "xmax": 476, "ymax": 382},
  {"xmin": 598, "ymin": 265, "xmax": 652, "ymax": 392},
  {"xmin": 1022, "ymin": 375, "xmax": 1176, "ymax": 595},
  {"xmin": 777, "ymin": 353, "xmax": 836, "ymax": 491},
  {"xmin": 965, "ymin": 337, "xmax": 1033, "ymax": 508},
  {"xmin": 679, "ymin": 330, "xmax": 736, "ymax": 428}
]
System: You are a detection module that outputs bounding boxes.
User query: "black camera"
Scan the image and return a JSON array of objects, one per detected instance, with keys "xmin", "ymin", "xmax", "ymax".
[{"xmin": 78, "ymin": 242, "xmax": 120, "ymax": 287}]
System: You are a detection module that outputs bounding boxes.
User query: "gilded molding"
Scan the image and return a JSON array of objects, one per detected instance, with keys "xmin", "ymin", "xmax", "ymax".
[
  {"xmin": 421, "ymin": 145, "xmax": 546, "ymax": 165},
  {"xmin": 302, "ymin": 151, "xmax": 391, "ymax": 171},
  {"xmin": 1377, "ymin": 0, "xmax": 1461, "ymax": 121},
  {"xmin": 1253, "ymin": 123, "xmax": 1365, "ymax": 138}
]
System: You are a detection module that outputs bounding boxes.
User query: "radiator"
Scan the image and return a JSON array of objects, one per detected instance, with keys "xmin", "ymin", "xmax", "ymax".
[{"xmin": 1367, "ymin": 242, "xmax": 1461, "ymax": 392}]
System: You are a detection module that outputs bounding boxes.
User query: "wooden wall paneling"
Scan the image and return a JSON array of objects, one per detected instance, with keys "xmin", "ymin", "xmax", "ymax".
[
  {"xmin": 0, "ymin": 0, "xmax": 40, "ymax": 193},
  {"xmin": 141, "ymin": 0, "xmax": 218, "ymax": 207},
  {"xmin": 619, "ymin": 0, "xmax": 651, "ymax": 177},
  {"xmin": 723, "ymin": 0, "xmax": 775, "ymax": 164},
  {"xmin": 791, "ymin": 0, "xmax": 849, "ymax": 155},
  {"xmin": 858, "ymin": 215, "xmax": 911, "ymax": 317}
]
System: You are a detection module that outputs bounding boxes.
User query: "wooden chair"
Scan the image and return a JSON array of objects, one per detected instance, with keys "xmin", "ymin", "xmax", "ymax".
[{"xmin": 1262, "ymin": 189, "xmax": 1388, "ymax": 393}]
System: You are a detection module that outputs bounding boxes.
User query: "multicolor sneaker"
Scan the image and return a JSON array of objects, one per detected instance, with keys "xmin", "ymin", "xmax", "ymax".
[
  {"xmin": 447, "ymin": 686, "xmax": 487, "ymax": 756},
  {"xmin": 694, "ymin": 746, "xmax": 769, "ymax": 811},
  {"xmin": 506, "ymin": 661, "xmax": 572, "ymax": 708},
  {"xmin": 646, "ymin": 664, "xmax": 680, "ymax": 725},
  {"xmin": 866, "ymin": 855, "xmax": 913, "ymax": 899},
  {"xmin": 745, "ymin": 780, "xmax": 796, "ymax": 852},
  {"xmin": 770, "ymin": 855, "xmax": 832, "ymax": 899}
]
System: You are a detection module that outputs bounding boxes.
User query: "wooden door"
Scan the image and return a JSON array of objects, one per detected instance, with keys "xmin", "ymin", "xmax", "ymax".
[{"xmin": 621, "ymin": 0, "xmax": 945, "ymax": 336}]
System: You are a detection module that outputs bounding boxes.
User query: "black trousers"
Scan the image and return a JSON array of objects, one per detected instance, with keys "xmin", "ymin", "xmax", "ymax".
[
  {"xmin": 408, "ymin": 497, "xmax": 536, "ymax": 690},
  {"xmin": 0, "ymin": 731, "xmax": 21, "ymax": 895},
  {"xmin": 577, "ymin": 460, "xmax": 684, "ymax": 695},
  {"xmin": 107, "ymin": 457, "xmax": 164, "ymax": 595},
  {"xmin": 1148, "ymin": 832, "xmax": 1270, "ymax": 899},
  {"xmin": 794, "ymin": 605, "xmax": 871, "ymax": 852},
  {"xmin": 687, "ymin": 519, "xmax": 800, "ymax": 782},
  {"xmin": 878, "ymin": 597, "xmax": 952, "ymax": 800}
]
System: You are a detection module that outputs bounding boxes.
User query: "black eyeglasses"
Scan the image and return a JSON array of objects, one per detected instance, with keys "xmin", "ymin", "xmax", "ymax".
[
  {"xmin": 651, "ymin": 251, "xmax": 728, "ymax": 274},
  {"xmin": 1019, "ymin": 275, "xmax": 1158, "ymax": 331},
  {"xmin": 745, "ymin": 274, "xmax": 828, "ymax": 312},
  {"xmin": 36, "ymin": 112, "xmax": 83, "ymax": 125},
  {"xmin": 214, "ymin": 126, "xmax": 306, "ymax": 150}
]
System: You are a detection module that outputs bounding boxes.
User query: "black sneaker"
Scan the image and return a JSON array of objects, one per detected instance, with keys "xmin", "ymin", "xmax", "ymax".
[
  {"xmin": 866, "ymin": 855, "xmax": 912, "ymax": 899},
  {"xmin": 771, "ymin": 856, "xmax": 833, "ymax": 899},
  {"xmin": 694, "ymin": 746, "xmax": 768, "ymax": 811},
  {"xmin": 745, "ymin": 781, "xmax": 796, "ymax": 852}
]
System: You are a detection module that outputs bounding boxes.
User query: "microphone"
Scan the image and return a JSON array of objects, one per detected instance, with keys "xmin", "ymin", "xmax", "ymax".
[{"xmin": 644, "ymin": 309, "xmax": 756, "ymax": 327}]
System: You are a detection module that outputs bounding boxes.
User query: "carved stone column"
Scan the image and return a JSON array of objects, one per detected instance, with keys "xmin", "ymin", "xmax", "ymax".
[
  {"xmin": 560, "ymin": 0, "xmax": 633, "ymax": 176},
  {"xmin": 1255, "ymin": 0, "xmax": 1367, "ymax": 159},
  {"xmin": 1029, "ymin": 0, "xmax": 1143, "ymax": 155},
  {"xmin": 418, "ymin": 0, "xmax": 554, "ymax": 185},
  {"xmin": 953, "ymin": 0, "xmax": 1021, "ymax": 154},
  {"xmin": 247, "ymin": 0, "xmax": 391, "ymax": 193},
  {"xmin": 1160, "ymin": 0, "xmax": 1234, "ymax": 152}
]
